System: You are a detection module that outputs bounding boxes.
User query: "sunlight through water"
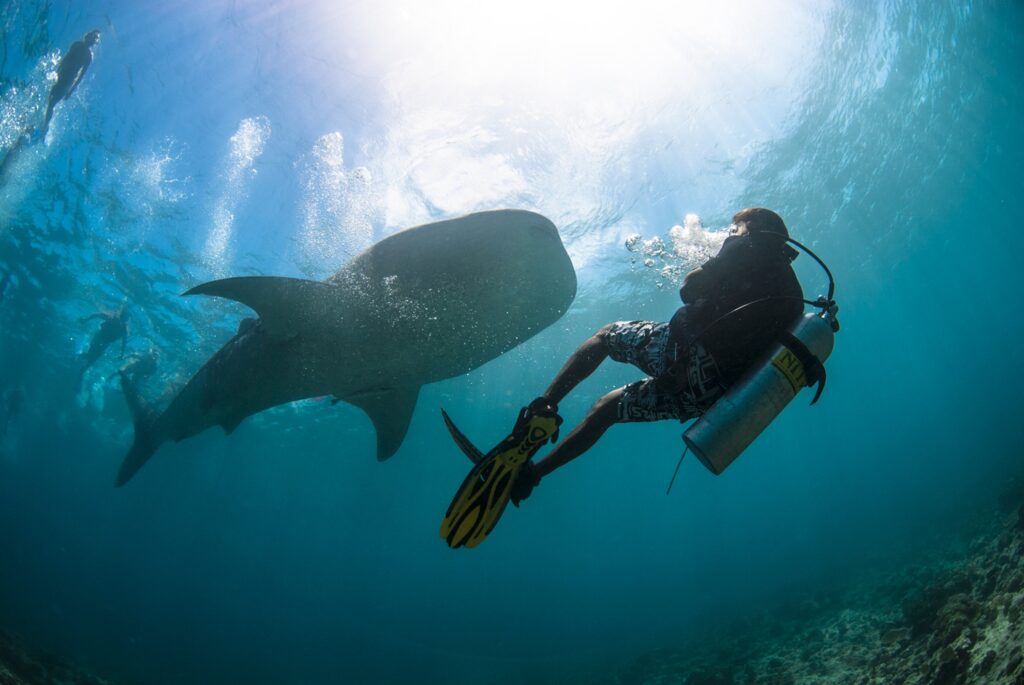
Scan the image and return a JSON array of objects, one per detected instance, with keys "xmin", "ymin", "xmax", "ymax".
[
  {"xmin": 203, "ymin": 115, "xmax": 271, "ymax": 272},
  {"xmin": 295, "ymin": 0, "xmax": 832, "ymax": 265}
]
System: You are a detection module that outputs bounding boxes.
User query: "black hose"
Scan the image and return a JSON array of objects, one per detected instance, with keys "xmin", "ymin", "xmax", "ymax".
[
  {"xmin": 763, "ymin": 232, "xmax": 836, "ymax": 302},
  {"xmin": 666, "ymin": 446, "xmax": 689, "ymax": 495},
  {"xmin": 684, "ymin": 231, "xmax": 839, "ymax": 355}
]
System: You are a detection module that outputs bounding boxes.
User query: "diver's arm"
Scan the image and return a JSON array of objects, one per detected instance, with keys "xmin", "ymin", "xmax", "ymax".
[
  {"xmin": 539, "ymin": 326, "xmax": 612, "ymax": 405},
  {"xmin": 681, "ymin": 246, "xmax": 735, "ymax": 302},
  {"xmin": 681, "ymin": 234, "xmax": 756, "ymax": 304},
  {"xmin": 680, "ymin": 267, "xmax": 712, "ymax": 303}
]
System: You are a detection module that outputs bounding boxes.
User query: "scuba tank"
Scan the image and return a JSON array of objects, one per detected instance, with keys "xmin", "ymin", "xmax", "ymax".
[
  {"xmin": 684, "ymin": 305, "xmax": 837, "ymax": 475},
  {"xmin": 668, "ymin": 234, "xmax": 840, "ymax": 485}
]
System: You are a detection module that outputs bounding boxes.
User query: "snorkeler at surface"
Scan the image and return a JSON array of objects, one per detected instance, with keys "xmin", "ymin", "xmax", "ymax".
[
  {"xmin": 40, "ymin": 30, "xmax": 102, "ymax": 138},
  {"xmin": 0, "ymin": 30, "xmax": 101, "ymax": 182}
]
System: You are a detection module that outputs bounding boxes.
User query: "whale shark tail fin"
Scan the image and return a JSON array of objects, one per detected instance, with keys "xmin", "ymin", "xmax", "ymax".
[{"xmin": 115, "ymin": 371, "xmax": 160, "ymax": 487}]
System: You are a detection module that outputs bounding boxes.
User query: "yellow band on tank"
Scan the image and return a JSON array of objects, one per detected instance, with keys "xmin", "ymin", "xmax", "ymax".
[{"xmin": 772, "ymin": 347, "xmax": 806, "ymax": 394}]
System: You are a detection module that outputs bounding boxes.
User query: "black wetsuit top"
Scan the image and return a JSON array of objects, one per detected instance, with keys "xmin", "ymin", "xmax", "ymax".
[
  {"xmin": 52, "ymin": 40, "xmax": 93, "ymax": 103},
  {"xmin": 669, "ymin": 231, "xmax": 803, "ymax": 386}
]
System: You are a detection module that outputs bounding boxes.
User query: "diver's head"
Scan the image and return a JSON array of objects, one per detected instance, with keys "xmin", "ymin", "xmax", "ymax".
[
  {"xmin": 84, "ymin": 30, "xmax": 101, "ymax": 46},
  {"xmin": 731, "ymin": 207, "xmax": 799, "ymax": 261},
  {"xmin": 730, "ymin": 207, "xmax": 789, "ymax": 238}
]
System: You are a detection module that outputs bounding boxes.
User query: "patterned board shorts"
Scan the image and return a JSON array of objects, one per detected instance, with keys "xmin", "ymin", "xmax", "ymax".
[{"xmin": 604, "ymin": 320, "xmax": 723, "ymax": 422}]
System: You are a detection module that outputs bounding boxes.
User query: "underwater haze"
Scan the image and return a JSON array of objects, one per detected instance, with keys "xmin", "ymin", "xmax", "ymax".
[{"xmin": 1, "ymin": 1, "xmax": 1022, "ymax": 683}]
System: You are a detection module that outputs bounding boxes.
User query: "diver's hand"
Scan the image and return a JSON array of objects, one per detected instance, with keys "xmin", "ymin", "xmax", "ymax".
[
  {"xmin": 527, "ymin": 395, "xmax": 557, "ymax": 415},
  {"xmin": 511, "ymin": 461, "xmax": 541, "ymax": 507},
  {"xmin": 526, "ymin": 396, "xmax": 561, "ymax": 442}
]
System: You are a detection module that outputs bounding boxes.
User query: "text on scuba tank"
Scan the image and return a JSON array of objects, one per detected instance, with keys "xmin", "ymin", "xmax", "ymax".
[{"xmin": 772, "ymin": 348, "xmax": 806, "ymax": 394}]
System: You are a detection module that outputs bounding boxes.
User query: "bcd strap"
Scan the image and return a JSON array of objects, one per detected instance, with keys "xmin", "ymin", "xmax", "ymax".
[{"xmin": 778, "ymin": 331, "xmax": 827, "ymax": 405}]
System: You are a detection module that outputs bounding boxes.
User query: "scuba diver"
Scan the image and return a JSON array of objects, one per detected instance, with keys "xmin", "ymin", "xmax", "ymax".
[
  {"xmin": 441, "ymin": 207, "xmax": 839, "ymax": 548},
  {"xmin": 75, "ymin": 304, "xmax": 129, "ymax": 392},
  {"xmin": 517, "ymin": 207, "xmax": 804, "ymax": 491},
  {"xmin": 40, "ymin": 30, "xmax": 102, "ymax": 139}
]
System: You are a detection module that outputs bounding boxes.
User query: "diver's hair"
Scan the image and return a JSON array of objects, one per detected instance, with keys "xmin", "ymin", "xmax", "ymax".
[
  {"xmin": 732, "ymin": 207, "xmax": 789, "ymax": 238},
  {"xmin": 84, "ymin": 30, "xmax": 101, "ymax": 45}
]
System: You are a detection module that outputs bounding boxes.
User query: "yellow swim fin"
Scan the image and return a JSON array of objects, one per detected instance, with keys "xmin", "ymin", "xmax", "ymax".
[{"xmin": 440, "ymin": 406, "xmax": 561, "ymax": 549}]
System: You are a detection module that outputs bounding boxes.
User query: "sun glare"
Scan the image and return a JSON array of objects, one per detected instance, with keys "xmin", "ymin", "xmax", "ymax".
[
  {"xmin": 295, "ymin": 0, "xmax": 829, "ymax": 239},
  {"xmin": 354, "ymin": 0, "xmax": 825, "ymax": 107}
]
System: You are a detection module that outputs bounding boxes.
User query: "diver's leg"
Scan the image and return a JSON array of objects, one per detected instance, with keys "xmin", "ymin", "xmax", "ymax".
[
  {"xmin": 534, "ymin": 371, "xmax": 681, "ymax": 481},
  {"xmin": 533, "ymin": 386, "xmax": 624, "ymax": 478},
  {"xmin": 541, "ymin": 324, "xmax": 615, "ymax": 404}
]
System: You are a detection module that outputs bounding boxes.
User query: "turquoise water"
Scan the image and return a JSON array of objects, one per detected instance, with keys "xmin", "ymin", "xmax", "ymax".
[{"xmin": 0, "ymin": 2, "xmax": 1021, "ymax": 683}]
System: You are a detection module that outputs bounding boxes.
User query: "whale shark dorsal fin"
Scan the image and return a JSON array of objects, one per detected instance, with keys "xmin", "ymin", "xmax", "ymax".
[
  {"xmin": 344, "ymin": 386, "xmax": 420, "ymax": 461},
  {"xmin": 184, "ymin": 276, "xmax": 336, "ymax": 336}
]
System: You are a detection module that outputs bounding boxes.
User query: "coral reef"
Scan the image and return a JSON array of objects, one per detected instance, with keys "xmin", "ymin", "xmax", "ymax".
[
  {"xmin": 612, "ymin": 478, "xmax": 1024, "ymax": 685},
  {"xmin": 0, "ymin": 630, "xmax": 120, "ymax": 685}
]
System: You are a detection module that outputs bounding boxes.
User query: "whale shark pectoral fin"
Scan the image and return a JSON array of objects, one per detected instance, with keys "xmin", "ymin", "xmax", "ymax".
[
  {"xmin": 221, "ymin": 414, "xmax": 245, "ymax": 436},
  {"xmin": 184, "ymin": 276, "xmax": 337, "ymax": 336},
  {"xmin": 344, "ymin": 385, "xmax": 421, "ymax": 461}
]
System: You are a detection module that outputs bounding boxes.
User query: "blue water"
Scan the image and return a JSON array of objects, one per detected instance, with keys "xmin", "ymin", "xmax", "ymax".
[{"xmin": 1, "ymin": 1, "xmax": 1021, "ymax": 683}]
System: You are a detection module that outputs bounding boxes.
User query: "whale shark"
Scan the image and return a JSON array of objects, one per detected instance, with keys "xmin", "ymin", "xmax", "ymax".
[{"xmin": 116, "ymin": 209, "xmax": 577, "ymax": 486}]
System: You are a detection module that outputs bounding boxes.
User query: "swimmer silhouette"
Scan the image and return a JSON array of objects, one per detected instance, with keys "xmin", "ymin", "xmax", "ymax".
[
  {"xmin": 41, "ymin": 30, "xmax": 101, "ymax": 138},
  {"xmin": 0, "ymin": 30, "xmax": 101, "ymax": 182},
  {"xmin": 76, "ymin": 303, "xmax": 129, "ymax": 392}
]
